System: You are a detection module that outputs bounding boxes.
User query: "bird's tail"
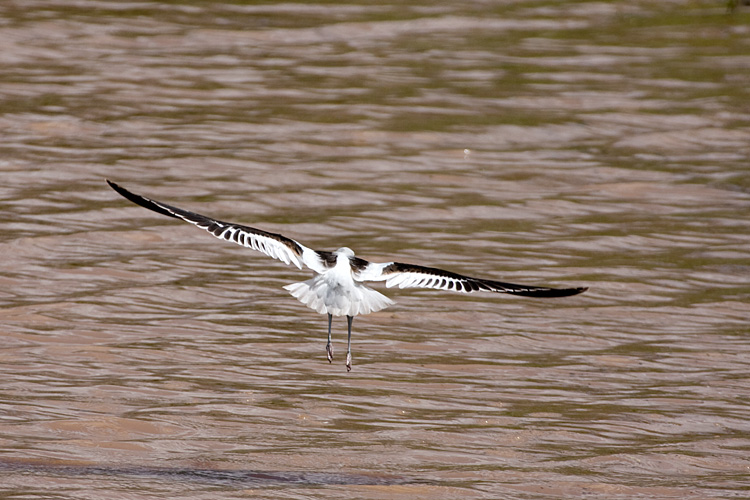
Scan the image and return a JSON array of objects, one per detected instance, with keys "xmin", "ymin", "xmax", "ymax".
[{"xmin": 284, "ymin": 278, "xmax": 394, "ymax": 317}]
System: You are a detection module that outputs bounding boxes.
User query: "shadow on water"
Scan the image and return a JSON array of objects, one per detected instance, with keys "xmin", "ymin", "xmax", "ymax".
[{"xmin": 0, "ymin": 458, "xmax": 413, "ymax": 487}]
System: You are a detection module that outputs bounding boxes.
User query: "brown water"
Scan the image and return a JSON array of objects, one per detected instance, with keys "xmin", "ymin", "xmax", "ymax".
[{"xmin": 2, "ymin": 1, "xmax": 750, "ymax": 498}]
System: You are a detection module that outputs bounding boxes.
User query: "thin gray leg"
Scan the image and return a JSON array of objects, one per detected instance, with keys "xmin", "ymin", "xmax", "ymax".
[
  {"xmin": 346, "ymin": 315, "xmax": 353, "ymax": 372},
  {"xmin": 326, "ymin": 313, "xmax": 333, "ymax": 363}
]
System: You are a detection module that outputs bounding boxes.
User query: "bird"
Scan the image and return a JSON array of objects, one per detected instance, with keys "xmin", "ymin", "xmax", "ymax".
[{"xmin": 107, "ymin": 180, "xmax": 587, "ymax": 371}]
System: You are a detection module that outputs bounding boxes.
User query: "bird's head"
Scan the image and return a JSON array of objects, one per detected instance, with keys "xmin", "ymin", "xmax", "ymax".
[{"xmin": 335, "ymin": 247, "xmax": 355, "ymax": 258}]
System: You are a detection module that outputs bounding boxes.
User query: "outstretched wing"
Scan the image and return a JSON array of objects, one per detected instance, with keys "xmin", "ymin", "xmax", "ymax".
[
  {"xmin": 107, "ymin": 180, "xmax": 329, "ymax": 273},
  {"xmin": 354, "ymin": 260, "xmax": 587, "ymax": 298}
]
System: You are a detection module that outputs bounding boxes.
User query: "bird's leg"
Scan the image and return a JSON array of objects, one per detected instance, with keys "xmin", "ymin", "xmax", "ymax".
[
  {"xmin": 326, "ymin": 313, "xmax": 334, "ymax": 363},
  {"xmin": 346, "ymin": 315, "xmax": 353, "ymax": 372}
]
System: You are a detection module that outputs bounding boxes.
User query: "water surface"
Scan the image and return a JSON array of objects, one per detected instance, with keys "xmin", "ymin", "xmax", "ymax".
[{"xmin": 1, "ymin": 1, "xmax": 749, "ymax": 499}]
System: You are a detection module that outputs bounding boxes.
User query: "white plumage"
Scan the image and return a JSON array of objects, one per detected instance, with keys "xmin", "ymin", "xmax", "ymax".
[
  {"xmin": 107, "ymin": 180, "xmax": 586, "ymax": 371},
  {"xmin": 284, "ymin": 248, "xmax": 395, "ymax": 317}
]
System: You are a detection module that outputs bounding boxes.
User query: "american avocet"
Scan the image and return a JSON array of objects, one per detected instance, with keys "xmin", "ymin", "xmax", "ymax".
[{"xmin": 108, "ymin": 180, "xmax": 587, "ymax": 371}]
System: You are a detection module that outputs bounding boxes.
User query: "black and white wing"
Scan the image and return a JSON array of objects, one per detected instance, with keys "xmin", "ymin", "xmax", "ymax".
[
  {"xmin": 107, "ymin": 180, "xmax": 329, "ymax": 273},
  {"xmin": 354, "ymin": 260, "xmax": 587, "ymax": 298}
]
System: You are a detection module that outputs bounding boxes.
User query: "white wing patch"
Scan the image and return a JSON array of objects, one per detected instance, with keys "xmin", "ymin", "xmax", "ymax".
[
  {"xmin": 382, "ymin": 266, "xmax": 483, "ymax": 292},
  {"xmin": 354, "ymin": 261, "xmax": 478, "ymax": 292},
  {"xmin": 386, "ymin": 273, "xmax": 457, "ymax": 291},
  {"xmin": 204, "ymin": 222, "xmax": 303, "ymax": 268},
  {"xmin": 205, "ymin": 223, "xmax": 328, "ymax": 274}
]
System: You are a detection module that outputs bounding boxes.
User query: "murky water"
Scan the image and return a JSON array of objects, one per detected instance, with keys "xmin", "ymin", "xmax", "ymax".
[{"xmin": 2, "ymin": 1, "xmax": 750, "ymax": 498}]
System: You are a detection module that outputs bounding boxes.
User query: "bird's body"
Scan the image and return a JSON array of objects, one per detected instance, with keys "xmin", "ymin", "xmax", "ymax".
[
  {"xmin": 283, "ymin": 248, "xmax": 395, "ymax": 317},
  {"xmin": 107, "ymin": 180, "xmax": 587, "ymax": 371}
]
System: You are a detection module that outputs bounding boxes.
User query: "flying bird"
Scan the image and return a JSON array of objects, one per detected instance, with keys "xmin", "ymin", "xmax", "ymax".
[{"xmin": 107, "ymin": 180, "xmax": 587, "ymax": 371}]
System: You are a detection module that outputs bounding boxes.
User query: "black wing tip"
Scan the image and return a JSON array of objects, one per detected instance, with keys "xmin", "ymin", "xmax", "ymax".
[
  {"xmin": 106, "ymin": 179, "xmax": 134, "ymax": 199},
  {"xmin": 106, "ymin": 178, "xmax": 136, "ymax": 202},
  {"xmin": 106, "ymin": 179, "xmax": 179, "ymax": 219},
  {"xmin": 106, "ymin": 178, "xmax": 123, "ymax": 195},
  {"xmin": 515, "ymin": 286, "xmax": 588, "ymax": 298}
]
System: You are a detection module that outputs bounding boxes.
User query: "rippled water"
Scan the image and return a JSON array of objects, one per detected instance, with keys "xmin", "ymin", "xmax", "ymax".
[{"xmin": 2, "ymin": 1, "xmax": 750, "ymax": 499}]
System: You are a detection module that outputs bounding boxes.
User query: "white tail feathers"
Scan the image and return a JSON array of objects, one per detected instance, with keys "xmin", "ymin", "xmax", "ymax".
[{"xmin": 284, "ymin": 276, "xmax": 394, "ymax": 317}]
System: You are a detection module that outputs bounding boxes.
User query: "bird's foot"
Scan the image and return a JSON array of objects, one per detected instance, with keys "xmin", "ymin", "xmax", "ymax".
[
  {"xmin": 326, "ymin": 342, "xmax": 333, "ymax": 363},
  {"xmin": 346, "ymin": 352, "xmax": 352, "ymax": 372}
]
